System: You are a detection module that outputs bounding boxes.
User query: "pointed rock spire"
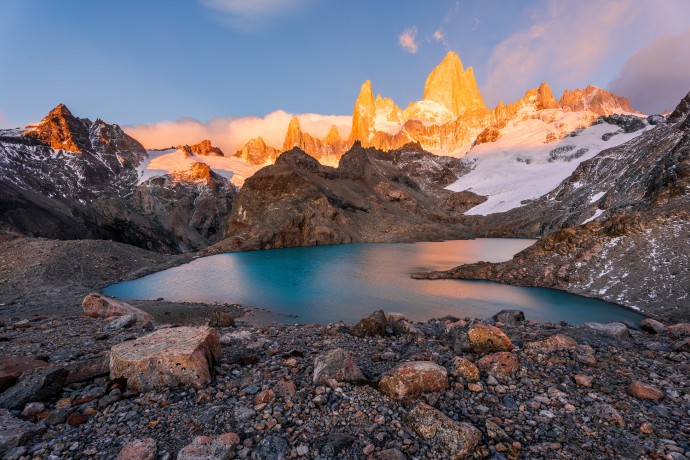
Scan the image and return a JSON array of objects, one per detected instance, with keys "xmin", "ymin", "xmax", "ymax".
[
  {"xmin": 536, "ymin": 82, "xmax": 559, "ymax": 110},
  {"xmin": 422, "ymin": 51, "xmax": 486, "ymax": 116},
  {"xmin": 347, "ymin": 80, "xmax": 376, "ymax": 146}
]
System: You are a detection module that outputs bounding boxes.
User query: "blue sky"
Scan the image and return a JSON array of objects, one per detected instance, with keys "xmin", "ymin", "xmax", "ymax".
[{"xmin": 1, "ymin": 0, "xmax": 689, "ymax": 147}]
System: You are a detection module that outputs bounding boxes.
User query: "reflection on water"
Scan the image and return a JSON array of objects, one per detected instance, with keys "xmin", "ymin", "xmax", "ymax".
[{"xmin": 103, "ymin": 239, "xmax": 645, "ymax": 325}]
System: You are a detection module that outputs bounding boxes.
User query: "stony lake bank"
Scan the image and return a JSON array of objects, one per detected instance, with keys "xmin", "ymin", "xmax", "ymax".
[{"xmin": 0, "ymin": 289, "xmax": 688, "ymax": 460}]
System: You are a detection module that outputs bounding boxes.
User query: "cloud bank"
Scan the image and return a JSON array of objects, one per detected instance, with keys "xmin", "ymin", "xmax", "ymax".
[
  {"xmin": 608, "ymin": 27, "xmax": 690, "ymax": 115},
  {"xmin": 481, "ymin": 0, "xmax": 638, "ymax": 107},
  {"xmin": 399, "ymin": 27, "xmax": 418, "ymax": 54},
  {"xmin": 124, "ymin": 111, "xmax": 352, "ymax": 155}
]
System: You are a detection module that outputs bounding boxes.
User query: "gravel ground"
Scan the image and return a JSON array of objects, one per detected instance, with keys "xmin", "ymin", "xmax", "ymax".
[{"xmin": 0, "ymin": 311, "xmax": 689, "ymax": 460}]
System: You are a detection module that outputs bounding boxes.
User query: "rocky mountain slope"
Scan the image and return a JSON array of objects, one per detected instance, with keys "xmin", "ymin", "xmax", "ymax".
[
  {"xmin": 0, "ymin": 105, "xmax": 237, "ymax": 253},
  {"xmin": 413, "ymin": 91, "xmax": 690, "ymax": 319},
  {"xmin": 131, "ymin": 162, "xmax": 236, "ymax": 251},
  {"xmin": 211, "ymin": 142, "xmax": 480, "ymax": 253},
  {"xmin": 281, "ymin": 117, "xmax": 347, "ymax": 167}
]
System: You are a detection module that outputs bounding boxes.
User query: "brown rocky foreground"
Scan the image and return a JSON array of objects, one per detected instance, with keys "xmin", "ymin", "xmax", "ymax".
[{"xmin": 0, "ymin": 299, "xmax": 689, "ymax": 460}]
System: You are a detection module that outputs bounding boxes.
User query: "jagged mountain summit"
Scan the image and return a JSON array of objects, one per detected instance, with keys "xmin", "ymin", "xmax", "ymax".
[
  {"xmin": 0, "ymin": 105, "xmax": 239, "ymax": 252},
  {"xmin": 234, "ymin": 136, "xmax": 280, "ymax": 165},
  {"xmin": 176, "ymin": 140, "xmax": 224, "ymax": 157},
  {"xmin": 417, "ymin": 51, "xmax": 486, "ymax": 118},
  {"xmin": 559, "ymin": 85, "xmax": 640, "ymax": 116}
]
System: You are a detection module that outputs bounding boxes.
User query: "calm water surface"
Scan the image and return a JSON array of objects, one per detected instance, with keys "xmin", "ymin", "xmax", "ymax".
[{"xmin": 104, "ymin": 239, "xmax": 644, "ymax": 325}]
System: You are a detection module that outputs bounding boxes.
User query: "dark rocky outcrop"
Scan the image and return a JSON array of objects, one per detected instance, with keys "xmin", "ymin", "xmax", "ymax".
[
  {"xmin": 131, "ymin": 163, "xmax": 236, "ymax": 251},
  {"xmin": 1, "ymin": 105, "xmax": 235, "ymax": 253},
  {"xmin": 212, "ymin": 142, "xmax": 478, "ymax": 253}
]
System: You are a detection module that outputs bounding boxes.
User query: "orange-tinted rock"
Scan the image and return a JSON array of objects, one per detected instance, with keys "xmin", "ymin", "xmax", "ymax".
[
  {"xmin": 475, "ymin": 126, "xmax": 501, "ymax": 146},
  {"xmin": 117, "ymin": 438, "xmax": 157, "ymax": 460},
  {"xmin": 468, "ymin": 323, "xmax": 514, "ymax": 353},
  {"xmin": 421, "ymin": 51, "xmax": 486, "ymax": 117},
  {"xmin": 67, "ymin": 413, "xmax": 88, "ymax": 426},
  {"xmin": 234, "ymin": 137, "xmax": 281, "ymax": 165},
  {"xmin": 350, "ymin": 310, "xmax": 387, "ymax": 338},
  {"xmin": 82, "ymin": 294, "xmax": 154, "ymax": 323},
  {"xmin": 574, "ymin": 374, "xmax": 594, "ymax": 387},
  {"xmin": 283, "ymin": 117, "xmax": 346, "ymax": 167},
  {"xmin": 535, "ymin": 82, "xmax": 560, "ymax": 110},
  {"xmin": 524, "ymin": 334, "xmax": 578, "ymax": 353},
  {"xmin": 313, "ymin": 348, "xmax": 364, "ymax": 385},
  {"xmin": 348, "ymin": 80, "xmax": 376, "ymax": 147},
  {"xmin": 177, "ymin": 140, "xmax": 224, "ymax": 157},
  {"xmin": 22, "ymin": 104, "xmax": 92, "ymax": 153},
  {"xmin": 629, "ymin": 381, "xmax": 664, "ymax": 400},
  {"xmin": 407, "ymin": 402, "xmax": 482, "ymax": 458},
  {"xmin": 273, "ymin": 377, "xmax": 297, "ymax": 398},
  {"xmin": 177, "ymin": 433, "xmax": 240, "ymax": 460},
  {"xmin": 668, "ymin": 323, "xmax": 690, "ymax": 340},
  {"xmin": 448, "ymin": 357, "xmax": 479, "ymax": 382},
  {"xmin": 254, "ymin": 389, "xmax": 275, "ymax": 405},
  {"xmin": 475, "ymin": 352, "xmax": 519, "ymax": 378},
  {"xmin": 0, "ymin": 357, "xmax": 50, "ymax": 393},
  {"xmin": 560, "ymin": 85, "xmax": 639, "ymax": 116},
  {"xmin": 378, "ymin": 361, "xmax": 448, "ymax": 400},
  {"xmin": 110, "ymin": 326, "xmax": 220, "ymax": 392}
]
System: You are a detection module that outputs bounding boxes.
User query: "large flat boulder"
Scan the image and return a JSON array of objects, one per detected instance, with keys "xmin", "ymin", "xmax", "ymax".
[
  {"xmin": 313, "ymin": 348, "xmax": 364, "ymax": 385},
  {"xmin": 0, "ymin": 357, "xmax": 50, "ymax": 393},
  {"xmin": 378, "ymin": 361, "xmax": 448, "ymax": 400},
  {"xmin": 0, "ymin": 409, "xmax": 44, "ymax": 454},
  {"xmin": 407, "ymin": 402, "xmax": 481, "ymax": 458},
  {"xmin": 83, "ymin": 293, "xmax": 154, "ymax": 323},
  {"xmin": 0, "ymin": 367, "xmax": 68, "ymax": 410},
  {"xmin": 523, "ymin": 334, "xmax": 578, "ymax": 353},
  {"xmin": 110, "ymin": 326, "xmax": 219, "ymax": 392}
]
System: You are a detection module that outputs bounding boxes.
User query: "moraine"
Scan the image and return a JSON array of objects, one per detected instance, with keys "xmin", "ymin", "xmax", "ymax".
[{"xmin": 103, "ymin": 239, "xmax": 644, "ymax": 325}]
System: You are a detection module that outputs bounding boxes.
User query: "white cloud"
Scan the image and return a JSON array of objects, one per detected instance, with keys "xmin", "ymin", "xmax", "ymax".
[
  {"xmin": 471, "ymin": 18, "xmax": 480, "ymax": 31},
  {"xmin": 433, "ymin": 27, "xmax": 448, "ymax": 48},
  {"xmin": 399, "ymin": 26, "xmax": 418, "ymax": 54},
  {"xmin": 199, "ymin": 0, "xmax": 305, "ymax": 29},
  {"xmin": 608, "ymin": 27, "xmax": 690, "ymax": 115},
  {"xmin": 481, "ymin": 0, "xmax": 640, "ymax": 107},
  {"xmin": 123, "ymin": 110, "xmax": 352, "ymax": 156}
]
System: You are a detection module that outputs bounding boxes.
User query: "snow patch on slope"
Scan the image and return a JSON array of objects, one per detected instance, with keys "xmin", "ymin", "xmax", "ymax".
[
  {"xmin": 446, "ymin": 109, "xmax": 653, "ymax": 215},
  {"xmin": 138, "ymin": 149, "xmax": 261, "ymax": 187}
]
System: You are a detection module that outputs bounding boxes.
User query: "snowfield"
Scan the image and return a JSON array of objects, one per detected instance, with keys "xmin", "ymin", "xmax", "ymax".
[
  {"xmin": 446, "ymin": 108, "xmax": 655, "ymax": 215},
  {"xmin": 137, "ymin": 149, "xmax": 261, "ymax": 187}
]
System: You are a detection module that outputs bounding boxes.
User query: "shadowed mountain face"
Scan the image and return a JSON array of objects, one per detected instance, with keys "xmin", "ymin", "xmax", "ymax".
[
  {"xmin": 0, "ymin": 105, "xmax": 235, "ymax": 253},
  {"xmin": 210, "ymin": 142, "xmax": 482, "ymax": 253},
  {"xmin": 413, "ymin": 91, "xmax": 690, "ymax": 318}
]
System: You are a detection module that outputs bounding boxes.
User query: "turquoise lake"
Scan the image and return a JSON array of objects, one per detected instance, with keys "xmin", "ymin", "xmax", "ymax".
[{"xmin": 103, "ymin": 239, "xmax": 645, "ymax": 325}]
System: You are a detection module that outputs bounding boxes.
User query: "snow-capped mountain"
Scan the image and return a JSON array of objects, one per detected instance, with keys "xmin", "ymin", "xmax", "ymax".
[{"xmin": 0, "ymin": 105, "xmax": 251, "ymax": 252}]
